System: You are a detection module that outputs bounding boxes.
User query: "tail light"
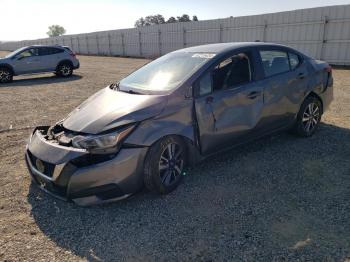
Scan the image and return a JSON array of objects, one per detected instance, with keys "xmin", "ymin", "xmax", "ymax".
[
  {"xmin": 325, "ymin": 65, "xmax": 332, "ymax": 74},
  {"xmin": 70, "ymin": 52, "xmax": 76, "ymax": 58}
]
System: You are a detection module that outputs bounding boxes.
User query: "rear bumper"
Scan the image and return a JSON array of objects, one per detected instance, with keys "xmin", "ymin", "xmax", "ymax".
[
  {"xmin": 320, "ymin": 75, "xmax": 334, "ymax": 112},
  {"xmin": 73, "ymin": 61, "xmax": 80, "ymax": 69},
  {"xmin": 25, "ymin": 127, "xmax": 147, "ymax": 206}
]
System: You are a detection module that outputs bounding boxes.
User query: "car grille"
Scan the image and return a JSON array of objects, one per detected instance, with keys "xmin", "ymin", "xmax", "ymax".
[{"xmin": 28, "ymin": 151, "xmax": 55, "ymax": 178}]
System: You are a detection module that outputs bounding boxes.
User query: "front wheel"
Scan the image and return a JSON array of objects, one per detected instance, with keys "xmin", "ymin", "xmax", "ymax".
[
  {"xmin": 0, "ymin": 67, "xmax": 13, "ymax": 83},
  {"xmin": 144, "ymin": 136, "xmax": 187, "ymax": 194},
  {"xmin": 292, "ymin": 96, "xmax": 322, "ymax": 137},
  {"xmin": 56, "ymin": 63, "xmax": 73, "ymax": 77}
]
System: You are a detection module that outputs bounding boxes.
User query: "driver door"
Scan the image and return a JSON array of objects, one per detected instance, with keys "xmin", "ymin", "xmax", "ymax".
[
  {"xmin": 12, "ymin": 48, "xmax": 41, "ymax": 74},
  {"xmin": 194, "ymin": 50, "xmax": 264, "ymax": 155}
]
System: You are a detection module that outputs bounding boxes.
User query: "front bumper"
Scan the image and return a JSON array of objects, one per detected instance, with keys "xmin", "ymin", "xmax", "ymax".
[{"xmin": 25, "ymin": 127, "xmax": 147, "ymax": 206}]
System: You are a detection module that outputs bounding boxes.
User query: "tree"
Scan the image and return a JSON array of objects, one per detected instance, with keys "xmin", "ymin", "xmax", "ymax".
[
  {"xmin": 134, "ymin": 14, "xmax": 199, "ymax": 27},
  {"xmin": 47, "ymin": 25, "xmax": 66, "ymax": 37},
  {"xmin": 177, "ymin": 14, "xmax": 191, "ymax": 22},
  {"xmin": 167, "ymin": 17, "xmax": 177, "ymax": 23},
  {"xmin": 134, "ymin": 17, "xmax": 146, "ymax": 28},
  {"xmin": 135, "ymin": 14, "xmax": 165, "ymax": 27}
]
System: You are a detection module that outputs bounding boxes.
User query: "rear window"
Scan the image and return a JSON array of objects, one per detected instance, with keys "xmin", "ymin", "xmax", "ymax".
[{"xmin": 63, "ymin": 47, "xmax": 73, "ymax": 53}]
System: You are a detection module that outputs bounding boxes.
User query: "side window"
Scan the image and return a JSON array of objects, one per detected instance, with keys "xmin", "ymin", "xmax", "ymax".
[
  {"xmin": 18, "ymin": 48, "xmax": 38, "ymax": 58},
  {"xmin": 212, "ymin": 52, "xmax": 252, "ymax": 91},
  {"xmin": 39, "ymin": 47, "xmax": 50, "ymax": 56},
  {"xmin": 259, "ymin": 50, "xmax": 290, "ymax": 77},
  {"xmin": 51, "ymin": 48, "xmax": 64, "ymax": 54},
  {"xmin": 289, "ymin": 52, "xmax": 300, "ymax": 70},
  {"xmin": 198, "ymin": 71, "xmax": 212, "ymax": 96},
  {"xmin": 39, "ymin": 47, "xmax": 64, "ymax": 56}
]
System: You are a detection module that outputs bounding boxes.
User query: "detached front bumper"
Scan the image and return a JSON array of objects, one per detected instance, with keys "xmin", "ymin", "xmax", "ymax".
[{"xmin": 25, "ymin": 127, "xmax": 147, "ymax": 206}]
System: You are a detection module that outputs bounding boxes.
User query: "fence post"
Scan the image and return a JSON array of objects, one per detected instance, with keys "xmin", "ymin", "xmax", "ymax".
[
  {"xmin": 219, "ymin": 23, "xmax": 223, "ymax": 43},
  {"xmin": 86, "ymin": 35, "xmax": 89, "ymax": 55},
  {"xmin": 96, "ymin": 34, "xmax": 100, "ymax": 55},
  {"xmin": 108, "ymin": 33, "xmax": 112, "ymax": 56},
  {"xmin": 77, "ymin": 37, "xmax": 80, "ymax": 54},
  {"xmin": 121, "ymin": 33, "xmax": 126, "ymax": 56},
  {"xmin": 320, "ymin": 16, "xmax": 329, "ymax": 60},
  {"xmin": 139, "ymin": 30, "xmax": 142, "ymax": 57},
  {"xmin": 263, "ymin": 20, "xmax": 268, "ymax": 42},
  {"xmin": 183, "ymin": 27, "xmax": 187, "ymax": 48},
  {"xmin": 158, "ymin": 29, "xmax": 162, "ymax": 56}
]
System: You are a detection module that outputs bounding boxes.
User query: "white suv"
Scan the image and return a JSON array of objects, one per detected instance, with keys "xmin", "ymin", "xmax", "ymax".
[{"xmin": 0, "ymin": 45, "xmax": 80, "ymax": 83}]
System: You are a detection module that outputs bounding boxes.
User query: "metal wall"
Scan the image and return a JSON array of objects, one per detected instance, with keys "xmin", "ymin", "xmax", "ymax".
[{"xmin": 1, "ymin": 5, "xmax": 350, "ymax": 65}]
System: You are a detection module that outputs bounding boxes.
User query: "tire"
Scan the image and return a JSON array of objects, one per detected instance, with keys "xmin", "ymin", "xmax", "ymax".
[
  {"xmin": 292, "ymin": 96, "xmax": 322, "ymax": 137},
  {"xmin": 0, "ymin": 67, "xmax": 13, "ymax": 83},
  {"xmin": 144, "ymin": 136, "xmax": 187, "ymax": 194},
  {"xmin": 56, "ymin": 63, "xmax": 73, "ymax": 77}
]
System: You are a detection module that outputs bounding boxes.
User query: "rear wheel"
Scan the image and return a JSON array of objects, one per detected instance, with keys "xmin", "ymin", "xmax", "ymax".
[
  {"xmin": 144, "ymin": 136, "xmax": 187, "ymax": 194},
  {"xmin": 293, "ymin": 96, "xmax": 322, "ymax": 137},
  {"xmin": 0, "ymin": 67, "xmax": 13, "ymax": 83},
  {"xmin": 56, "ymin": 63, "xmax": 73, "ymax": 77}
]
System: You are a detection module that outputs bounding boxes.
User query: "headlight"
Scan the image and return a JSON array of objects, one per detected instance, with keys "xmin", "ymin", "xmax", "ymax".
[{"xmin": 72, "ymin": 125, "xmax": 135, "ymax": 153}]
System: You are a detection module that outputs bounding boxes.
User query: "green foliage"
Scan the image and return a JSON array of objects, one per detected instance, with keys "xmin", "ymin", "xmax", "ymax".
[
  {"xmin": 47, "ymin": 25, "xmax": 66, "ymax": 37},
  {"xmin": 135, "ymin": 14, "xmax": 199, "ymax": 28}
]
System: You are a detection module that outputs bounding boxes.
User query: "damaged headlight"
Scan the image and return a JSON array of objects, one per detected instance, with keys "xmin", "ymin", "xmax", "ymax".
[{"xmin": 72, "ymin": 125, "xmax": 135, "ymax": 153}]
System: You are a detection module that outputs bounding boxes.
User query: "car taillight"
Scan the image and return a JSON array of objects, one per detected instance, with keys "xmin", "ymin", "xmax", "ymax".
[
  {"xmin": 70, "ymin": 52, "xmax": 76, "ymax": 58},
  {"xmin": 325, "ymin": 65, "xmax": 332, "ymax": 74}
]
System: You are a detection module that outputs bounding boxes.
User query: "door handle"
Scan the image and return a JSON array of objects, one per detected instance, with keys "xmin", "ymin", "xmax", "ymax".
[
  {"xmin": 206, "ymin": 96, "xmax": 214, "ymax": 104},
  {"xmin": 298, "ymin": 72, "xmax": 305, "ymax": 79},
  {"xmin": 247, "ymin": 91, "xmax": 261, "ymax": 99}
]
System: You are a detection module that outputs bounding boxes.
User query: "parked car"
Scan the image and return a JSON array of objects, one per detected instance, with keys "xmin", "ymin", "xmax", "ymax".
[
  {"xmin": 25, "ymin": 42, "xmax": 333, "ymax": 205},
  {"xmin": 0, "ymin": 45, "xmax": 79, "ymax": 83}
]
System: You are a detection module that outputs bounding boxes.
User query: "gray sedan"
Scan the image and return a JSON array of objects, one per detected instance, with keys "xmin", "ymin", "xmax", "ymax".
[{"xmin": 25, "ymin": 42, "xmax": 333, "ymax": 205}]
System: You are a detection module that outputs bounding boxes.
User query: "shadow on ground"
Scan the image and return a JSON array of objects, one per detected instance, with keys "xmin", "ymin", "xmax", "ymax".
[
  {"xmin": 0, "ymin": 74, "xmax": 82, "ymax": 87},
  {"xmin": 27, "ymin": 123, "xmax": 350, "ymax": 261}
]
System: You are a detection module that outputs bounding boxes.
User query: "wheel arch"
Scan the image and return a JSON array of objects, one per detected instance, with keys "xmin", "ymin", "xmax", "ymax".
[
  {"xmin": 304, "ymin": 91, "xmax": 324, "ymax": 114},
  {"xmin": 56, "ymin": 59, "xmax": 73, "ymax": 71},
  {"xmin": 125, "ymin": 121, "xmax": 201, "ymax": 167},
  {"xmin": 0, "ymin": 63, "xmax": 15, "ymax": 75}
]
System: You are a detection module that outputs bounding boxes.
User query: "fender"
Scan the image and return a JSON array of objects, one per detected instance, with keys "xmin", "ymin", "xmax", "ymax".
[
  {"xmin": 0, "ymin": 63, "xmax": 15, "ymax": 75},
  {"xmin": 125, "ymin": 100, "xmax": 195, "ymax": 146},
  {"xmin": 55, "ymin": 59, "xmax": 73, "ymax": 71}
]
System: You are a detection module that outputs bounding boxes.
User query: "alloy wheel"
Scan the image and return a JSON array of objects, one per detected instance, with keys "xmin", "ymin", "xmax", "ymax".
[
  {"xmin": 0, "ymin": 70, "xmax": 11, "ymax": 83},
  {"xmin": 60, "ymin": 65, "xmax": 72, "ymax": 76},
  {"xmin": 158, "ymin": 143, "xmax": 184, "ymax": 186},
  {"xmin": 302, "ymin": 102, "xmax": 320, "ymax": 133}
]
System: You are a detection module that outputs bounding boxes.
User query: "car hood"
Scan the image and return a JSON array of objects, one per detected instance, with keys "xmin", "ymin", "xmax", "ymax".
[{"xmin": 63, "ymin": 86, "xmax": 167, "ymax": 134}]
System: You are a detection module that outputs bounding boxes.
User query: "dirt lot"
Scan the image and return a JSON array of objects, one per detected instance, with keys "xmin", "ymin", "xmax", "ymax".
[{"xmin": 0, "ymin": 51, "xmax": 349, "ymax": 261}]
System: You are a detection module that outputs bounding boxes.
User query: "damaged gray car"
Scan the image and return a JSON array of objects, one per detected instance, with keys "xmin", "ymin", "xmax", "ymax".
[{"xmin": 25, "ymin": 42, "xmax": 333, "ymax": 206}]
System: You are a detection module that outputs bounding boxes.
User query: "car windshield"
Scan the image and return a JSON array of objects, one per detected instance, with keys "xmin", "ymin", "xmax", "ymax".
[
  {"xmin": 4, "ymin": 47, "xmax": 27, "ymax": 58},
  {"xmin": 119, "ymin": 52, "xmax": 215, "ymax": 94}
]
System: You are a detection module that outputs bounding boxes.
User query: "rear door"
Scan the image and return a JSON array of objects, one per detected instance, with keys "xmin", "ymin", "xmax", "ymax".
[
  {"xmin": 256, "ymin": 48, "xmax": 308, "ymax": 131},
  {"xmin": 38, "ymin": 47, "xmax": 64, "ymax": 71},
  {"xmin": 194, "ymin": 50, "xmax": 264, "ymax": 154}
]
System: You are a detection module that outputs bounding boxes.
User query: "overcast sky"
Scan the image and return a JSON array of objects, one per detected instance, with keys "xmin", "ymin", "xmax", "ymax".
[{"xmin": 1, "ymin": 0, "xmax": 350, "ymax": 41}]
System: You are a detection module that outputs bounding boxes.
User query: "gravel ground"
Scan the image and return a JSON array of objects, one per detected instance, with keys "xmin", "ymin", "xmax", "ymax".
[{"xmin": 0, "ymin": 51, "xmax": 349, "ymax": 262}]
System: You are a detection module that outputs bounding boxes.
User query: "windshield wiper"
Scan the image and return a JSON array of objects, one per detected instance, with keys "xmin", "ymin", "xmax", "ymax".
[
  {"xmin": 111, "ymin": 82, "xmax": 144, "ymax": 94},
  {"xmin": 110, "ymin": 82, "xmax": 120, "ymax": 90},
  {"xmin": 122, "ymin": 89, "xmax": 143, "ymax": 95}
]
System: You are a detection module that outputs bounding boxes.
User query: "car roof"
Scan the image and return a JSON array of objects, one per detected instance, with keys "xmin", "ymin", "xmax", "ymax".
[
  {"xmin": 26, "ymin": 45, "xmax": 65, "ymax": 49},
  {"xmin": 174, "ymin": 42, "xmax": 291, "ymax": 54}
]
